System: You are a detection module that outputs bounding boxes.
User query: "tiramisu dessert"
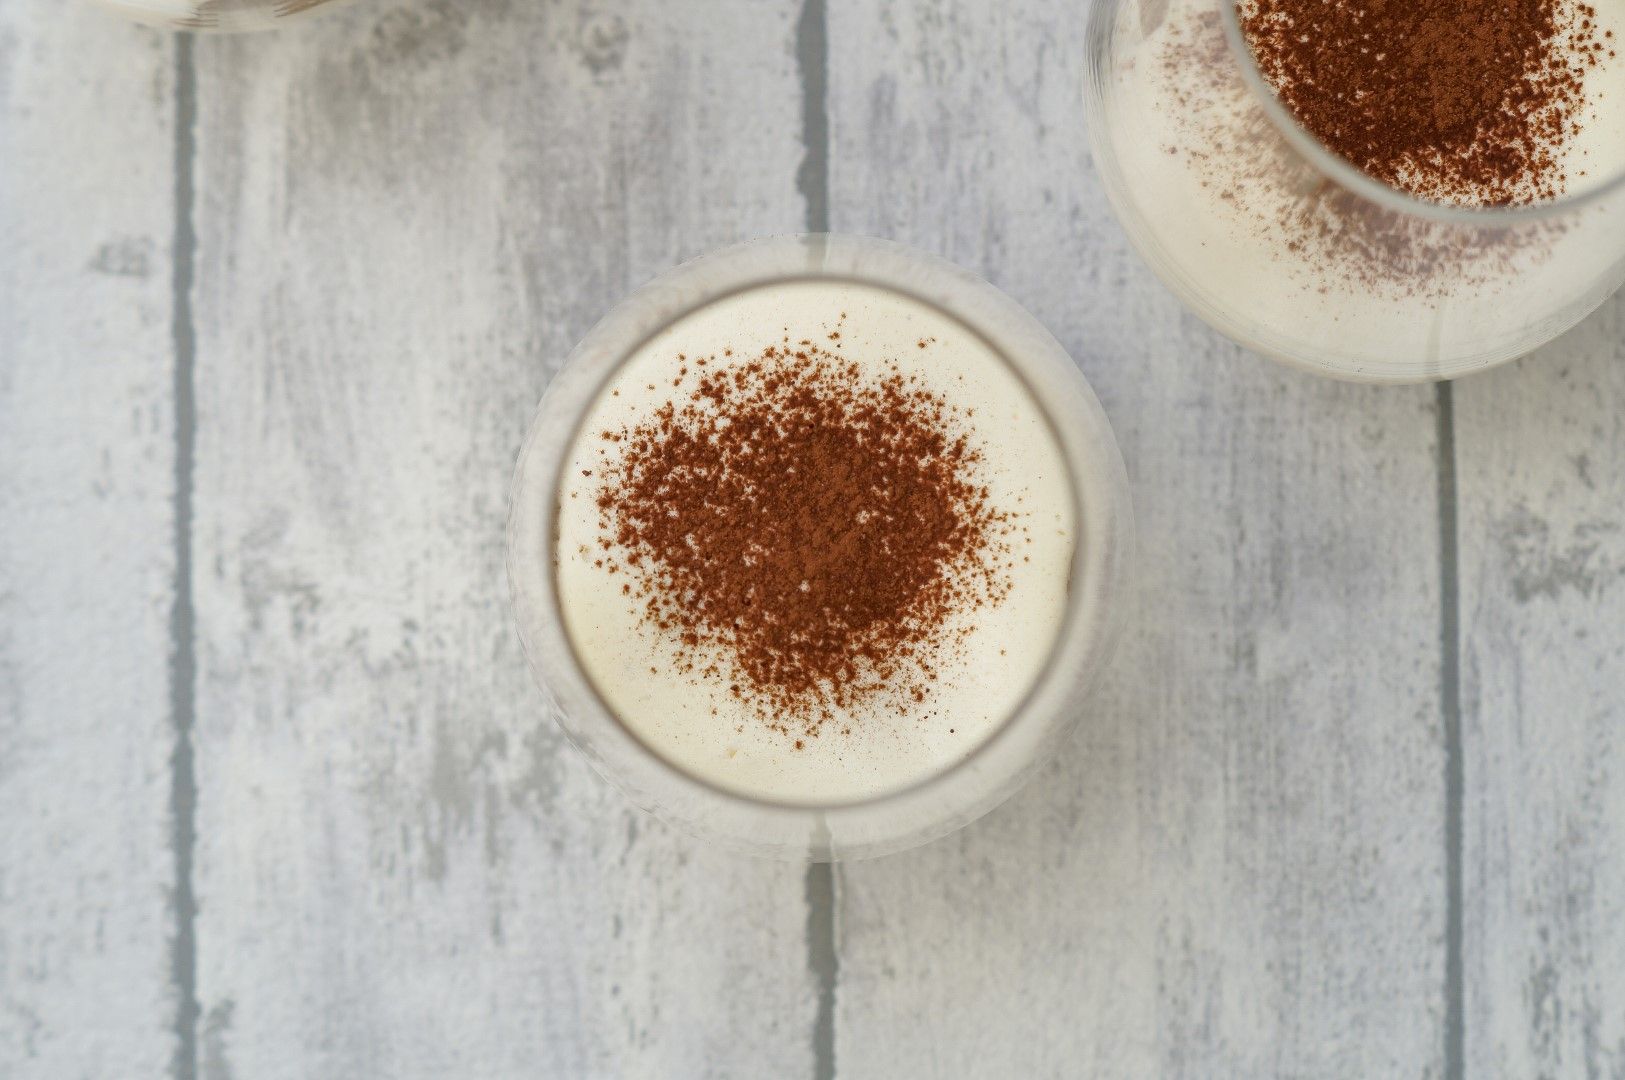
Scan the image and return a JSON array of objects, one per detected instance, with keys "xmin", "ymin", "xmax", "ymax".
[
  {"xmin": 1095, "ymin": 0, "xmax": 1625, "ymax": 374},
  {"xmin": 552, "ymin": 281, "xmax": 1076, "ymax": 804}
]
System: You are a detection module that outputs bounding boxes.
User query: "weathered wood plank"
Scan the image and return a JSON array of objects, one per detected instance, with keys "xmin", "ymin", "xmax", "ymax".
[
  {"xmin": 825, "ymin": 2, "xmax": 1448, "ymax": 1076},
  {"xmin": 1455, "ymin": 298, "xmax": 1625, "ymax": 1080},
  {"xmin": 0, "ymin": 5, "xmax": 179, "ymax": 1075},
  {"xmin": 188, "ymin": 2, "xmax": 818, "ymax": 1076}
]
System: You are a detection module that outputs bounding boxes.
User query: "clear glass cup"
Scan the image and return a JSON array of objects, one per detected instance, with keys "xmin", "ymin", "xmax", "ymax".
[
  {"xmin": 507, "ymin": 235, "xmax": 1134, "ymax": 861},
  {"xmin": 93, "ymin": 0, "xmax": 349, "ymax": 31},
  {"xmin": 1084, "ymin": 0, "xmax": 1625, "ymax": 382}
]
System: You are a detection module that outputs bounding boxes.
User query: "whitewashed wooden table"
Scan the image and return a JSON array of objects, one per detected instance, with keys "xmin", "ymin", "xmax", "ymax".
[{"xmin": 2, "ymin": 1, "xmax": 1623, "ymax": 1077}]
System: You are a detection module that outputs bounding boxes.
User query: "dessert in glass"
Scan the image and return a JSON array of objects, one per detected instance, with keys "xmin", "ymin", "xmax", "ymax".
[
  {"xmin": 508, "ymin": 236, "xmax": 1133, "ymax": 860},
  {"xmin": 1085, "ymin": 0, "xmax": 1625, "ymax": 381}
]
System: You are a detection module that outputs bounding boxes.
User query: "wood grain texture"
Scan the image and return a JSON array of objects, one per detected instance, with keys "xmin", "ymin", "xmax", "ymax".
[
  {"xmin": 186, "ymin": 2, "xmax": 818, "ymax": 1076},
  {"xmin": 825, "ymin": 2, "xmax": 1449, "ymax": 1076},
  {"xmin": 1456, "ymin": 298, "xmax": 1625, "ymax": 1080},
  {"xmin": 0, "ymin": 5, "xmax": 178, "ymax": 1076}
]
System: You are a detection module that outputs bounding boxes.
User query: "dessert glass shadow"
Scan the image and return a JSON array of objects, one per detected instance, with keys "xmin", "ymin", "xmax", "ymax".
[
  {"xmin": 508, "ymin": 236, "xmax": 1133, "ymax": 861},
  {"xmin": 1085, "ymin": 0, "xmax": 1625, "ymax": 382},
  {"xmin": 93, "ymin": 0, "xmax": 349, "ymax": 31}
]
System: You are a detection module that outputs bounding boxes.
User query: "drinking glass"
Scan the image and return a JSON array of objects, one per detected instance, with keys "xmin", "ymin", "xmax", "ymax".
[
  {"xmin": 1084, "ymin": 0, "xmax": 1625, "ymax": 381},
  {"xmin": 93, "ymin": 0, "xmax": 349, "ymax": 31},
  {"xmin": 507, "ymin": 235, "xmax": 1134, "ymax": 860}
]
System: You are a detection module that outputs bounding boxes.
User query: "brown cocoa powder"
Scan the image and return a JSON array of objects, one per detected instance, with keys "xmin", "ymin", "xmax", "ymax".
[
  {"xmin": 1156, "ymin": 9, "xmax": 1566, "ymax": 296},
  {"xmin": 1240, "ymin": 0, "xmax": 1613, "ymax": 205},
  {"xmin": 590, "ymin": 335, "xmax": 1014, "ymax": 739}
]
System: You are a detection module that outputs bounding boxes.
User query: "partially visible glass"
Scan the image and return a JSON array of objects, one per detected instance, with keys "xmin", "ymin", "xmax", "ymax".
[
  {"xmin": 94, "ymin": 0, "xmax": 349, "ymax": 31},
  {"xmin": 1084, "ymin": 0, "xmax": 1625, "ymax": 382},
  {"xmin": 507, "ymin": 236, "xmax": 1134, "ymax": 861}
]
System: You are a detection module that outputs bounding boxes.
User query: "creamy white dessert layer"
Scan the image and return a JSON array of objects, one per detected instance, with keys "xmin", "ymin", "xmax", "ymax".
[
  {"xmin": 553, "ymin": 281, "xmax": 1077, "ymax": 805},
  {"xmin": 1102, "ymin": 0, "xmax": 1625, "ymax": 369}
]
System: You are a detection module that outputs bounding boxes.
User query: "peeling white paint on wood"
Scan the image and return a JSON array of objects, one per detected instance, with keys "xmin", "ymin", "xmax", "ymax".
[
  {"xmin": 186, "ymin": 2, "xmax": 816, "ymax": 1077},
  {"xmin": 1457, "ymin": 303, "xmax": 1625, "ymax": 1080},
  {"xmin": 0, "ymin": 4, "xmax": 179, "ymax": 1076}
]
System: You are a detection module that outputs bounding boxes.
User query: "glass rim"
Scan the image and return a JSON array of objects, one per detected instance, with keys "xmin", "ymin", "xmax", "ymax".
[
  {"xmin": 1219, "ymin": 0, "xmax": 1625, "ymax": 226},
  {"xmin": 544, "ymin": 277, "xmax": 1074, "ymax": 816},
  {"xmin": 506, "ymin": 234, "xmax": 1134, "ymax": 857}
]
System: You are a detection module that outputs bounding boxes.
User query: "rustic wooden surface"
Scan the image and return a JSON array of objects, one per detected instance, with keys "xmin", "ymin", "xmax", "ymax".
[
  {"xmin": 1457, "ymin": 321, "xmax": 1625, "ymax": 1080},
  {"xmin": 1, "ymin": 0, "xmax": 1622, "ymax": 1077},
  {"xmin": 0, "ymin": 7, "xmax": 180, "ymax": 1077}
]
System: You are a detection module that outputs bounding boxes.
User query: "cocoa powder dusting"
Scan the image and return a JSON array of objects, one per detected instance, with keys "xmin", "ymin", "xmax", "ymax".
[
  {"xmin": 591, "ymin": 337, "xmax": 1013, "ymax": 740},
  {"xmin": 1156, "ymin": 9, "xmax": 1572, "ymax": 296},
  {"xmin": 1240, "ymin": 0, "xmax": 1611, "ymax": 205}
]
